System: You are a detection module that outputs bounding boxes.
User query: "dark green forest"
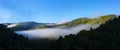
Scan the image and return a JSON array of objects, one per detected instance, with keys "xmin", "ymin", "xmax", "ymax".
[
  {"xmin": 0, "ymin": 15, "xmax": 120, "ymax": 50},
  {"xmin": 0, "ymin": 24, "xmax": 54, "ymax": 50},
  {"xmin": 51, "ymin": 16, "xmax": 120, "ymax": 50}
]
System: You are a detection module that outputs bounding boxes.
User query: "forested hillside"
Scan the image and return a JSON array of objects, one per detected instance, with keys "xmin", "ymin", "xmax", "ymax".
[
  {"xmin": 0, "ymin": 24, "xmax": 53, "ymax": 50},
  {"xmin": 0, "ymin": 15, "xmax": 120, "ymax": 50},
  {"xmin": 52, "ymin": 16, "xmax": 120, "ymax": 50}
]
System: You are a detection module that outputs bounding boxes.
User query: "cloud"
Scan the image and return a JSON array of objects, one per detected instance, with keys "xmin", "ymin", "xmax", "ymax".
[{"xmin": 16, "ymin": 24, "xmax": 99, "ymax": 39}]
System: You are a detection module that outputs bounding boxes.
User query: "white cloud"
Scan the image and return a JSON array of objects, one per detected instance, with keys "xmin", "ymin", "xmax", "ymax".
[{"xmin": 16, "ymin": 24, "xmax": 99, "ymax": 39}]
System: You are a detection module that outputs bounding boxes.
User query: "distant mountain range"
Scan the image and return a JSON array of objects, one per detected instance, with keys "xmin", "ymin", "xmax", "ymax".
[
  {"xmin": 1, "ymin": 14, "xmax": 117, "ymax": 31},
  {"xmin": 2, "ymin": 22, "xmax": 55, "ymax": 31}
]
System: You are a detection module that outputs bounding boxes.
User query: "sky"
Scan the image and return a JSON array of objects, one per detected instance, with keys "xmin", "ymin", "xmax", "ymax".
[{"xmin": 0, "ymin": 0, "xmax": 120, "ymax": 23}]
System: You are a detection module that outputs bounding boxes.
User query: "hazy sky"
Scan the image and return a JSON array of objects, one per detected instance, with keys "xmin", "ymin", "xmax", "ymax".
[{"xmin": 0, "ymin": 0, "xmax": 120, "ymax": 23}]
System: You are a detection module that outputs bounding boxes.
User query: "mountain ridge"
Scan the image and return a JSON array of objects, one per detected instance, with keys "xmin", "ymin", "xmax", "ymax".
[
  {"xmin": 1, "ymin": 14, "xmax": 117, "ymax": 31},
  {"xmin": 0, "ymin": 15, "xmax": 120, "ymax": 50},
  {"xmin": 2, "ymin": 22, "xmax": 56, "ymax": 31},
  {"xmin": 59, "ymin": 14, "xmax": 117, "ymax": 27}
]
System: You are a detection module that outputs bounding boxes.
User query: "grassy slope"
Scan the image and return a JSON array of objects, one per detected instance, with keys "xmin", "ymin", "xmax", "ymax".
[{"xmin": 59, "ymin": 14, "xmax": 117, "ymax": 27}]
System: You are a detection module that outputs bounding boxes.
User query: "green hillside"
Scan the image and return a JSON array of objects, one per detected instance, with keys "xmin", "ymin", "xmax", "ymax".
[
  {"xmin": 52, "ymin": 15, "xmax": 120, "ymax": 50},
  {"xmin": 60, "ymin": 14, "xmax": 117, "ymax": 27}
]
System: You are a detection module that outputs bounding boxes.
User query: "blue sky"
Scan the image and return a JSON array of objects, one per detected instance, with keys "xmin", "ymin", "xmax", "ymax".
[{"xmin": 0, "ymin": 0, "xmax": 120, "ymax": 23}]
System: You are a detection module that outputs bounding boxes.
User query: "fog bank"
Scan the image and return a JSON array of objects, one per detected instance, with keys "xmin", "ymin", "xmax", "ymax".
[{"xmin": 16, "ymin": 24, "xmax": 99, "ymax": 39}]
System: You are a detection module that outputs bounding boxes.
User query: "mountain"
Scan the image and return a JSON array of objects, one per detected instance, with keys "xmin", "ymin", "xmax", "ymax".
[
  {"xmin": 2, "ymin": 21, "xmax": 55, "ymax": 31},
  {"xmin": 15, "ymin": 14, "xmax": 118, "ymax": 39},
  {"xmin": 52, "ymin": 15, "xmax": 120, "ymax": 50},
  {"xmin": 59, "ymin": 14, "xmax": 117, "ymax": 27},
  {"xmin": 0, "ymin": 15, "xmax": 120, "ymax": 50},
  {"xmin": 2, "ymin": 14, "xmax": 117, "ymax": 31}
]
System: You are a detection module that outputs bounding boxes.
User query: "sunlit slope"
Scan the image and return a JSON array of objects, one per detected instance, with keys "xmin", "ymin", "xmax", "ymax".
[{"xmin": 60, "ymin": 14, "xmax": 117, "ymax": 27}]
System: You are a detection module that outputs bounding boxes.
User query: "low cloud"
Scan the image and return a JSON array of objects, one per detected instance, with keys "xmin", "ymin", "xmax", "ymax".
[{"xmin": 16, "ymin": 24, "xmax": 99, "ymax": 39}]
